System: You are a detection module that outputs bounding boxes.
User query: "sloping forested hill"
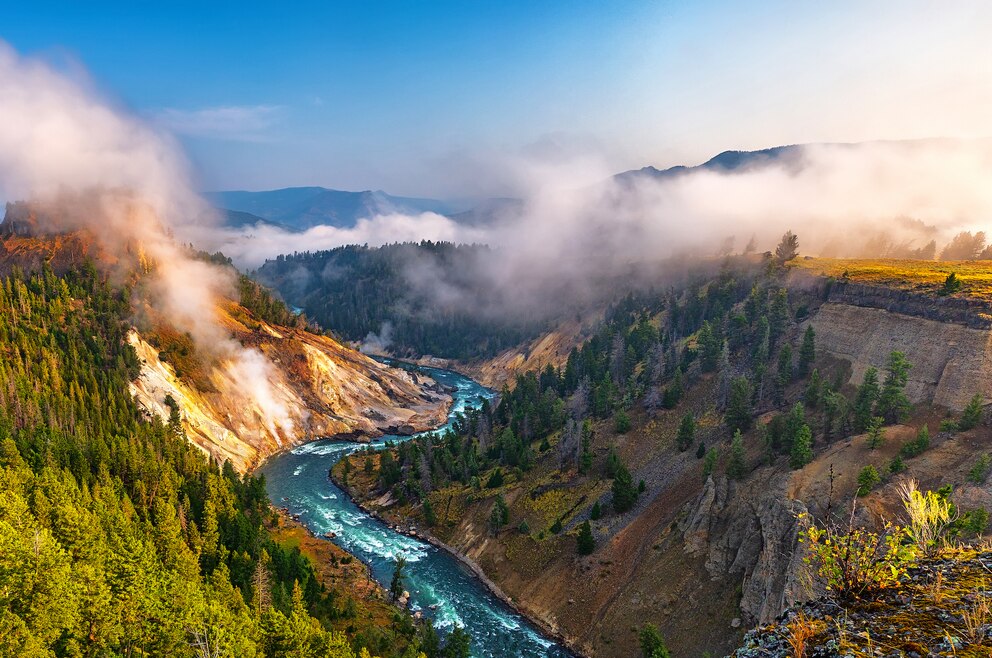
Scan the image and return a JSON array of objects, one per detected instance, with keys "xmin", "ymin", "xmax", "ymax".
[
  {"xmin": 0, "ymin": 263, "xmax": 432, "ymax": 657},
  {"xmin": 253, "ymin": 242, "xmax": 547, "ymax": 360}
]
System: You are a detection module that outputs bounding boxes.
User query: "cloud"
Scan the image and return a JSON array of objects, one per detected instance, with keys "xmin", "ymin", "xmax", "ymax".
[
  {"xmin": 151, "ymin": 104, "xmax": 282, "ymax": 141},
  {"xmin": 0, "ymin": 41, "xmax": 296, "ymax": 439},
  {"xmin": 198, "ymin": 138, "xmax": 992, "ymax": 322},
  {"xmin": 190, "ymin": 211, "xmax": 489, "ymax": 269}
]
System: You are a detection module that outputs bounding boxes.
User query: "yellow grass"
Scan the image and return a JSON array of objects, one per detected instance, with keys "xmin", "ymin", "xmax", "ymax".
[{"xmin": 794, "ymin": 258, "xmax": 992, "ymax": 301}]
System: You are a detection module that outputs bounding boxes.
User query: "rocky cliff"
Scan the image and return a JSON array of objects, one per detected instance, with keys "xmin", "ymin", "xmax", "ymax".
[{"xmin": 129, "ymin": 311, "xmax": 451, "ymax": 473}]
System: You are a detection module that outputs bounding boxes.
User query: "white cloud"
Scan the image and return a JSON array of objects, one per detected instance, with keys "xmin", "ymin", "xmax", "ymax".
[{"xmin": 151, "ymin": 104, "xmax": 282, "ymax": 141}]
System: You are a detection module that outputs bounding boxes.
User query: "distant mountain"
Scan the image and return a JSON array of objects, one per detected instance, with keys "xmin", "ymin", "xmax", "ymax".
[
  {"xmin": 215, "ymin": 208, "xmax": 291, "ymax": 231},
  {"xmin": 614, "ymin": 144, "xmax": 806, "ymax": 183},
  {"xmin": 204, "ymin": 187, "xmax": 476, "ymax": 231}
]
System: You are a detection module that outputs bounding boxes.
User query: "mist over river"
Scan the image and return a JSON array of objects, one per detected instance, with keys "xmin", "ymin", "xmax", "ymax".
[{"xmin": 259, "ymin": 362, "xmax": 574, "ymax": 658}]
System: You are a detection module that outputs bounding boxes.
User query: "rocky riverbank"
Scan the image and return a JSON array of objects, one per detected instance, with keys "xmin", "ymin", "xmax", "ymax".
[{"xmin": 330, "ymin": 470, "xmax": 584, "ymax": 657}]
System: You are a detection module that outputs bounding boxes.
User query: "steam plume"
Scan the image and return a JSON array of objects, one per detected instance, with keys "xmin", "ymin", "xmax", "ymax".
[{"xmin": 0, "ymin": 42, "xmax": 295, "ymax": 440}]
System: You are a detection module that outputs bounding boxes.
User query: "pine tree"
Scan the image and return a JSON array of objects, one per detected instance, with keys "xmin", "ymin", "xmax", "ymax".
[
  {"xmin": 390, "ymin": 556, "xmax": 407, "ymax": 602},
  {"xmin": 804, "ymin": 368, "xmax": 824, "ymax": 408},
  {"xmin": 676, "ymin": 412, "xmax": 695, "ymax": 452},
  {"xmin": 774, "ymin": 345, "xmax": 793, "ymax": 405},
  {"xmin": 614, "ymin": 409, "xmax": 631, "ymax": 434},
  {"xmin": 775, "ymin": 230, "xmax": 799, "ymax": 263},
  {"xmin": 790, "ymin": 424, "xmax": 814, "ymax": 469},
  {"xmin": 703, "ymin": 447, "xmax": 719, "ymax": 481},
  {"xmin": 489, "ymin": 495, "xmax": 509, "ymax": 532},
  {"xmin": 727, "ymin": 430, "xmax": 746, "ymax": 480},
  {"xmin": 726, "ymin": 377, "xmax": 754, "ymax": 433},
  {"xmin": 876, "ymin": 352, "xmax": 912, "ymax": 424},
  {"xmin": 797, "ymin": 325, "xmax": 816, "ymax": 377},
  {"xmin": 576, "ymin": 521, "xmax": 595, "ymax": 555},
  {"xmin": 959, "ymin": 393, "xmax": 985, "ymax": 430},
  {"xmin": 856, "ymin": 465, "xmax": 881, "ymax": 496},
  {"xmin": 866, "ymin": 416, "xmax": 885, "ymax": 450},
  {"xmin": 853, "ymin": 367, "xmax": 881, "ymax": 431},
  {"xmin": 612, "ymin": 463, "xmax": 638, "ymax": 513},
  {"xmin": 442, "ymin": 625, "xmax": 472, "ymax": 658}
]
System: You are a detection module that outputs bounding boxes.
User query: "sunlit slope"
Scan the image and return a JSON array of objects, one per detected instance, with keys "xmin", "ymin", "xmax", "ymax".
[
  {"xmin": 130, "ymin": 304, "xmax": 451, "ymax": 472},
  {"xmin": 795, "ymin": 257, "xmax": 992, "ymax": 303}
]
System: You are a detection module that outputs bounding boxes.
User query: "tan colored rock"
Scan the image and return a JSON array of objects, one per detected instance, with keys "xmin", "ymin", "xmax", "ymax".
[{"xmin": 809, "ymin": 302, "xmax": 992, "ymax": 410}]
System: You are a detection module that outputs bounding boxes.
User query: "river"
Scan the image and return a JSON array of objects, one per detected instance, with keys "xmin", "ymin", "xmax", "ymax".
[{"xmin": 258, "ymin": 361, "xmax": 574, "ymax": 658}]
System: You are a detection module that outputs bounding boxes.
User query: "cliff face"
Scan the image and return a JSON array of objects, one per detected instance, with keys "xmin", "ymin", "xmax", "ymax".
[
  {"xmin": 796, "ymin": 273, "xmax": 992, "ymax": 411},
  {"xmin": 808, "ymin": 303, "xmax": 992, "ymax": 410},
  {"xmin": 129, "ymin": 314, "xmax": 451, "ymax": 473}
]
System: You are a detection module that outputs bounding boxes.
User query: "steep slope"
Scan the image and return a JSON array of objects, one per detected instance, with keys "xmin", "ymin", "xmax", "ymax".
[
  {"xmin": 335, "ymin": 257, "xmax": 992, "ymax": 657},
  {"xmin": 0, "ymin": 211, "xmax": 452, "ymax": 473},
  {"xmin": 129, "ymin": 312, "xmax": 451, "ymax": 472}
]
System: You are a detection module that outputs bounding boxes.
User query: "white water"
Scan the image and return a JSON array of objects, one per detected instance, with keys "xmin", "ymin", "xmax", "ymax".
[{"xmin": 259, "ymin": 361, "xmax": 573, "ymax": 657}]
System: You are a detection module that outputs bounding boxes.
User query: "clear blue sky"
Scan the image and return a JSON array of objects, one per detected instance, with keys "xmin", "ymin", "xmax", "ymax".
[{"xmin": 4, "ymin": 1, "xmax": 991, "ymax": 196}]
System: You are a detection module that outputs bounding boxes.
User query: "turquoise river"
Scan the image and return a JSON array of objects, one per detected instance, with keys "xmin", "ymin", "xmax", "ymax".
[{"xmin": 259, "ymin": 361, "xmax": 574, "ymax": 658}]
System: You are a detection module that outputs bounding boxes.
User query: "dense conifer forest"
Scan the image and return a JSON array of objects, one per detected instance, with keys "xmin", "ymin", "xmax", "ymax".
[
  {"xmin": 0, "ymin": 262, "xmax": 443, "ymax": 657},
  {"xmin": 253, "ymin": 242, "xmax": 546, "ymax": 359}
]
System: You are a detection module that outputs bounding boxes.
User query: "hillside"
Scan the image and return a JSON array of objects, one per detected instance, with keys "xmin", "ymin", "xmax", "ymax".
[
  {"xmin": 0, "ymin": 211, "xmax": 452, "ymax": 473},
  {"xmin": 205, "ymin": 187, "xmax": 470, "ymax": 230},
  {"xmin": 129, "ymin": 314, "xmax": 450, "ymax": 472},
  {"xmin": 332, "ymin": 255, "xmax": 992, "ymax": 657},
  {"xmin": 0, "ymin": 253, "xmax": 442, "ymax": 657},
  {"xmin": 253, "ymin": 242, "xmax": 552, "ymax": 360}
]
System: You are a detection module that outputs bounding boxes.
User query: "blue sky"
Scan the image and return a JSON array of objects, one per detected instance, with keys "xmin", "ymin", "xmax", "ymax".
[{"xmin": 4, "ymin": 1, "xmax": 991, "ymax": 196}]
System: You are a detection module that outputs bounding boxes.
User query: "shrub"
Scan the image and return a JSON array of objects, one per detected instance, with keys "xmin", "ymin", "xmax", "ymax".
[
  {"xmin": 957, "ymin": 508, "xmax": 989, "ymax": 537},
  {"xmin": 638, "ymin": 624, "xmax": 671, "ymax": 658},
  {"xmin": 638, "ymin": 479, "xmax": 646, "ymax": 493},
  {"xmin": 576, "ymin": 521, "xmax": 595, "ymax": 555},
  {"xmin": 517, "ymin": 519, "xmax": 530, "ymax": 534},
  {"xmin": 898, "ymin": 480, "xmax": 955, "ymax": 557},
  {"xmin": 614, "ymin": 409, "xmax": 631, "ymax": 434},
  {"xmin": 695, "ymin": 441, "xmax": 705, "ymax": 459},
  {"xmin": 856, "ymin": 465, "xmax": 881, "ymax": 496},
  {"xmin": 799, "ymin": 508, "xmax": 915, "ymax": 600},
  {"xmin": 959, "ymin": 393, "xmax": 985, "ymax": 430},
  {"xmin": 888, "ymin": 455, "xmax": 906, "ymax": 474},
  {"xmin": 485, "ymin": 468, "xmax": 504, "ymax": 489},
  {"xmin": 940, "ymin": 272, "xmax": 962, "ymax": 295},
  {"xmin": 590, "ymin": 501, "xmax": 601, "ymax": 520},
  {"xmin": 969, "ymin": 454, "xmax": 992, "ymax": 484},
  {"xmin": 900, "ymin": 425, "xmax": 930, "ymax": 458},
  {"xmin": 940, "ymin": 418, "xmax": 959, "ymax": 432}
]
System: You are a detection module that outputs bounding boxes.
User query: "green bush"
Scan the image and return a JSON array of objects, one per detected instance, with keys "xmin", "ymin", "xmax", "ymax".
[
  {"xmin": 968, "ymin": 454, "xmax": 991, "ymax": 484},
  {"xmin": 900, "ymin": 425, "xmax": 930, "ymax": 458},
  {"xmin": 576, "ymin": 521, "xmax": 595, "ymax": 555},
  {"xmin": 485, "ymin": 468, "xmax": 504, "ymax": 488},
  {"xmin": 959, "ymin": 393, "xmax": 985, "ymax": 430},
  {"xmin": 614, "ymin": 409, "xmax": 632, "ymax": 434},
  {"xmin": 856, "ymin": 465, "xmax": 881, "ymax": 496}
]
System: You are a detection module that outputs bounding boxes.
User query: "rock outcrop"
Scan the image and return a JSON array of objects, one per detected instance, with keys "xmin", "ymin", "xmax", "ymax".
[
  {"xmin": 680, "ymin": 474, "xmax": 811, "ymax": 625},
  {"xmin": 129, "ymin": 313, "xmax": 451, "ymax": 473},
  {"xmin": 808, "ymin": 303, "xmax": 992, "ymax": 409}
]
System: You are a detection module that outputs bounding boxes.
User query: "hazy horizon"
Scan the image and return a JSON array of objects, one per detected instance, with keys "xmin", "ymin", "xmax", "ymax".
[{"xmin": 5, "ymin": 1, "xmax": 992, "ymax": 199}]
